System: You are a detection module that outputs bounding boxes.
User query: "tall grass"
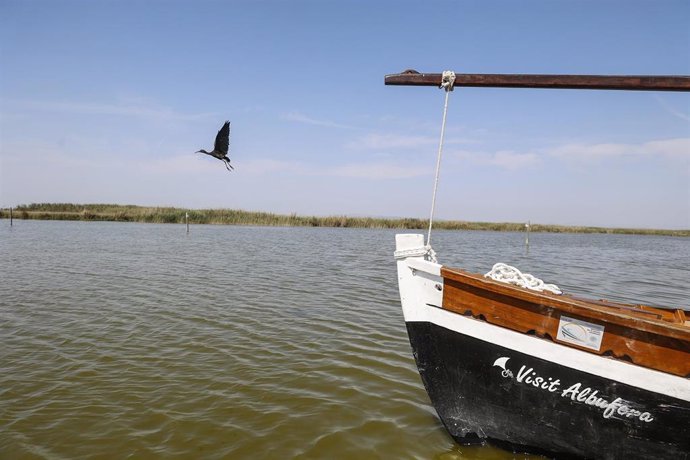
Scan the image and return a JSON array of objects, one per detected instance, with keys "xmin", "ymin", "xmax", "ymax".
[{"xmin": 1, "ymin": 203, "xmax": 687, "ymax": 236}]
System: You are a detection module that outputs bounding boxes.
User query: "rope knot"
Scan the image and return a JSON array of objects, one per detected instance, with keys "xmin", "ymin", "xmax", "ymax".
[
  {"xmin": 393, "ymin": 245, "xmax": 438, "ymax": 263},
  {"xmin": 440, "ymin": 70, "xmax": 456, "ymax": 92}
]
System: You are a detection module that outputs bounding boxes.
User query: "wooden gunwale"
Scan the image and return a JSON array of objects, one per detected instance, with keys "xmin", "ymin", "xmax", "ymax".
[{"xmin": 440, "ymin": 266, "xmax": 690, "ymax": 377}]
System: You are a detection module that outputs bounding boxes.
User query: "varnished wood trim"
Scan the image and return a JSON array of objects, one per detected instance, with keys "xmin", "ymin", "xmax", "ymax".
[
  {"xmin": 441, "ymin": 267, "xmax": 690, "ymax": 340},
  {"xmin": 441, "ymin": 267, "xmax": 689, "ymax": 377}
]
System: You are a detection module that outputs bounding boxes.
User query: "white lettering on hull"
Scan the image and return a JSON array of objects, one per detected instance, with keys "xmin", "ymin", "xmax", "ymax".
[{"xmin": 493, "ymin": 357, "xmax": 654, "ymax": 423}]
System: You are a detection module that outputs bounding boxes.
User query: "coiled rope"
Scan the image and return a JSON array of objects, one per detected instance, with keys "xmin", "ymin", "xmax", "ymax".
[{"xmin": 484, "ymin": 263, "xmax": 562, "ymax": 295}]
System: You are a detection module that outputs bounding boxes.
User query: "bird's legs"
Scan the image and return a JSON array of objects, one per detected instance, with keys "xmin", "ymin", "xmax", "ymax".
[{"xmin": 224, "ymin": 159, "xmax": 234, "ymax": 171}]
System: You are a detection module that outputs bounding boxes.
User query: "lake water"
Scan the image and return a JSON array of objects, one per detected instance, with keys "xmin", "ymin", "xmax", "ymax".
[{"xmin": 1, "ymin": 220, "xmax": 688, "ymax": 459}]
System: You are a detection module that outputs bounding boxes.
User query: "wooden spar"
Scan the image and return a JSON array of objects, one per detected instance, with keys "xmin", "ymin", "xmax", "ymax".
[{"xmin": 385, "ymin": 70, "xmax": 690, "ymax": 91}]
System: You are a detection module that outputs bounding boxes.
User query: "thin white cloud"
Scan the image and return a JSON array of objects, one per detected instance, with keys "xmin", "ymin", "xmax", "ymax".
[
  {"xmin": 240, "ymin": 158, "xmax": 428, "ymax": 179},
  {"xmin": 142, "ymin": 154, "xmax": 221, "ymax": 174},
  {"xmin": 7, "ymin": 99, "xmax": 216, "ymax": 122},
  {"xmin": 452, "ymin": 149, "xmax": 540, "ymax": 170},
  {"xmin": 548, "ymin": 138, "xmax": 690, "ymax": 160},
  {"xmin": 653, "ymin": 95, "xmax": 690, "ymax": 123},
  {"xmin": 0, "ymin": 135, "xmax": 425, "ymax": 181},
  {"xmin": 350, "ymin": 133, "xmax": 436, "ymax": 149},
  {"xmin": 240, "ymin": 158, "xmax": 311, "ymax": 175},
  {"xmin": 347, "ymin": 132, "xmax": 478, "ymax": 150},
  {"xmin": 448, "ymin": 138, "xmax": 690, "ymax": 171},
  {"xmin": 282, "ymin": 111, "xmax": 353, "ymax": 129},
  {"xmin": 490, "ymin": 150, "xmax": 540, "ymax": 169},
  {"xmin": 325, "ymin": 162, "xmax": 430, "ymax": 179}
]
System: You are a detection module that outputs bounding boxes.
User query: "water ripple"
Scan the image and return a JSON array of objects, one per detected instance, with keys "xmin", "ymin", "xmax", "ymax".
[{"xmin": 2, "ymin": 222, "xmax": 686, "ymax": 459}]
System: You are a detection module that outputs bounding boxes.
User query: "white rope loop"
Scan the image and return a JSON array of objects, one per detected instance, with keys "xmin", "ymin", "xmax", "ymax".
[
  {"xmin": 427, "ymin": 70, "xmax": 456, "ymax": 247},
  {"xmin": 393, "ymin": 244, "xmax": 438, "ymax": 263},
  {"xmin": 484, "ymin": 263, "xmax": 562, "ymax": 295},
  {"xmin": 440, "ymin": 70, "xmax": 456, "ymax": 91}
]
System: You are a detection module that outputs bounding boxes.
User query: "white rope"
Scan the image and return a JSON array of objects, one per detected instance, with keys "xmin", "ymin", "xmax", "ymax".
[
  {"xmin": 420, "ymin": 73, "xmax": 560, "ymax": 296},
  {"xmin": 484, "ymin": 263, "xmax": 562, "ymax": 295},
  {"xmin": 427, "ymin": 70, "xmax": 456, "ymax": 248},
  {"xmin": 393, "ymin": 245, "xmax": 437, "ymax": 263}
]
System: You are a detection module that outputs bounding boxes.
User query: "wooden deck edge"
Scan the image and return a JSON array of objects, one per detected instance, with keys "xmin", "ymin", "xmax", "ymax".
[
  {"xmin": 440, "ymin": 267, "xmax": 690, "ymax": 341},
  {"xmin": 440, "ymin": 266, "xmax": 689, "ymax": 377}
]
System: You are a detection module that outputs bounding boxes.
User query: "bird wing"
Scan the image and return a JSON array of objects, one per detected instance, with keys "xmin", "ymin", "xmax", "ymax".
[{"xmin": 214, "ymin": 121, "xmax": 230, "ymax": 155}]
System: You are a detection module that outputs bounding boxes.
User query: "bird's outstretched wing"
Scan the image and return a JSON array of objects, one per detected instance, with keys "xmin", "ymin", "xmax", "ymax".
[{"xmin": 214, "ymin": 121, "xmax": 230, "ymax": 155}]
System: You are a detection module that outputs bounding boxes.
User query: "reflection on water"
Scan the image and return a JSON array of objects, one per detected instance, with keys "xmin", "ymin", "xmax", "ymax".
[{"xmin": 1, "ymin": 220, "xmax": 687, "ymax": 459}]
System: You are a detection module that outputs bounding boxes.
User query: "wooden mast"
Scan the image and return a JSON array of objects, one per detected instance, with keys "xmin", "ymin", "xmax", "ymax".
[{"xmin": 385, "ymin": 70, "xmax": 690, "ymax": 91}]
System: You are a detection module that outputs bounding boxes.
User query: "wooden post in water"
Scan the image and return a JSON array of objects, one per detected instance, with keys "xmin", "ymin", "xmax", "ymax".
[
  {"xmin": 9, "ymin": 207, "xmax": 12, "ymax": 227},
  {"xmin": 186, "ymin": 212, "xmax": 189, "ymax": 234},
  {"xmin": 525, "ymin": 221, "xmax": 530, "ymax": 248}
]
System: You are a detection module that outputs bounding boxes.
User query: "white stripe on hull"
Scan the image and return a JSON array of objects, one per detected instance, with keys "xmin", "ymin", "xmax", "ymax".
[
  {"xmin": 404, "ymin": 304, "xmax": 690, "ymax": 402},
  {"xmin": 394, "ymin": 234, "xmax": 690, "ymax": 402}
]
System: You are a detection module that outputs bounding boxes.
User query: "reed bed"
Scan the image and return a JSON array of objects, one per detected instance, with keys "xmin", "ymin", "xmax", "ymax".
[{"xmin": 2, "ymin": 203, "xmax": 687, "ymax": 236}]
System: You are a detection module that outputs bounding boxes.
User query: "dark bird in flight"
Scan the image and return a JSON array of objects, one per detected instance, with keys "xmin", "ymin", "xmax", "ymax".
[{"xmin": 197, "ymin": 121, "xmax": 233, "ymax": 171}]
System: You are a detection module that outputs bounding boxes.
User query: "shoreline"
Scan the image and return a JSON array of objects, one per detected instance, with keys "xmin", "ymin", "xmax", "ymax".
[{"xmin": 2, "ymin": 203, "xmax": 687, "ymax": 237}]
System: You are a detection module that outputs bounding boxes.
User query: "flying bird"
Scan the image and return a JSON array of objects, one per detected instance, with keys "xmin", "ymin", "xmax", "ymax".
[{"xmin": 197, "ymin": 120, "xmax": 233, "ymax": 171}]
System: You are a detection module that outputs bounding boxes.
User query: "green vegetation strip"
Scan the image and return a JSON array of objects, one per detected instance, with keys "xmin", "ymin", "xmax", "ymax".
[{"xmin": 2, "ymin": 203, "xmax": 687, "ymax": 236}]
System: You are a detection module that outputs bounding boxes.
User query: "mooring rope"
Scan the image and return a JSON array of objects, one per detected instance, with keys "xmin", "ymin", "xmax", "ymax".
[
  {"xmin": 417, "ymin": 72, "xmax": 563, "ymax": 295},
  {"xmin": 393, "ymin": 244, "xmax": 437, "ymax": 263},
  {"xmin": 427, "ymin": 70, "xmax": 456, "ymax": 248},
  {"xmin": 484, "ymin": 263, "xmax": 562, "ymax": 295}
]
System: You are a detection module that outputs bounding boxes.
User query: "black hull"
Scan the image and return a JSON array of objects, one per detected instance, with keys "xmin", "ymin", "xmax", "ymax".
[{"xmin": 406, "ymin": 320, "xmax": 690, "ymax": 460}]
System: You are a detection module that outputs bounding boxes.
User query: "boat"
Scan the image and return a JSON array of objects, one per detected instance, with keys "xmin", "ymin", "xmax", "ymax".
[{"xmin": 387, "ymin": 70, "xmax": 690, "ymax": 459}]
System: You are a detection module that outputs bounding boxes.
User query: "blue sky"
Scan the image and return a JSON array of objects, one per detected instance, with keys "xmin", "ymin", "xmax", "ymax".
[{"xmin": 1, "ymin": 0, "xmax": 688, "ymax": 229}]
